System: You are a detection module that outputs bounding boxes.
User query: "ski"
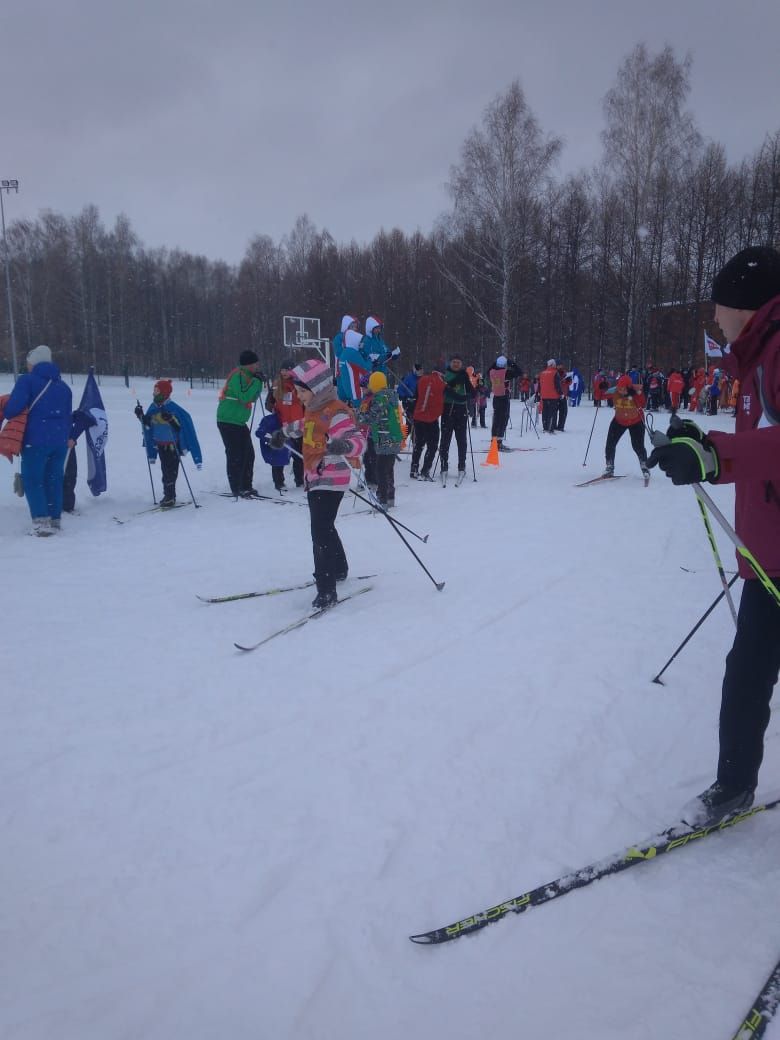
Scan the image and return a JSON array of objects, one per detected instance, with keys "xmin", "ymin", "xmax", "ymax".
[
  {"xmin": 212, "ymin": 491, "xmax": 304, "ymax": 507},
  {"xmin": 234, "ymin": 585, "xmax": 373, "ymax": 652},
  {"xmin": 730, "ymin": 954, "xmax": 780, "ymax": 1040},
  {"xmin": 198, "ymin": 575, "xmax": 376, "ymax": 604},
  {"xmin": 408, "ymin": 794, "xmax": 780, "ymax": 945},
  {"xmin": 113, "ymin": 502, "xmax": 191, "ymax": 523},
  {"xmin": 476, "ymin": 446, "xmax": 552, "ymax": 453},
  {"xmin": 574, "ymin": 474, "xmax": 627, "ymax": 488},
  {"xmin": 680, "ymin": 565, "xmax": 738, "ymax": 575}
]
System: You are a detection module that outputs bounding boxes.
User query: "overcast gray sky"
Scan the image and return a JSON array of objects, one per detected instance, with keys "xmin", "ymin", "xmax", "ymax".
[{"xmin": 3, "ymin": 0, "xmax": 779, "ymax": 262}]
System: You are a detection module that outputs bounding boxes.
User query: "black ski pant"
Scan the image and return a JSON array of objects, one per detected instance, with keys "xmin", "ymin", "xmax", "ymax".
[
  {"xmin": 376, "ymin": 453, "xmax": 396, "ymax": 505},
  {"xmin": 541, "ymin": 399, "xmax": 558, "ymax": 432},
  {"xmin": 271, "ymin": 437, "xmax": 304, "ymax": 490},
  {"xmin": 364, "ymin": 436, "xmax": 378, "ymax": 486},
  {"xmin": 218, "ymin": 421, "xmax": 255, "ymax": 496},
  {"xmin": 491, "ymin": 395, "xmax": 510, "ymax": 441},
  {"xmin": 478, "ymin": 406, "xmax": 487, "ymax": 428},
  {"xmin": 159, "ymin": 443, "xmax": 180, "ymax": 499},
  {"xmin": 604, "ymin": 420, "xmax": 647, "ymax": 466},
  {"xmin": 440, "ymin": 404, "xmax": 468, "ymax": 471},
  {"xmin": 556, "ymin": 397, "xmax": 568, "ymax": 431},
  {"xmin": 308, "ymin": 489, "xmax": 347, "ymax": 596},
  {"xmin": 718, "ymin": 579, "xmax": 780, "ymax": 793},
  {"xmin": 411, "ymin": 420, "xmax": 439, "ymax": 476},
  {"xmin": 62, "ymin": 446, "xmax": 77, "ymax": 512}
]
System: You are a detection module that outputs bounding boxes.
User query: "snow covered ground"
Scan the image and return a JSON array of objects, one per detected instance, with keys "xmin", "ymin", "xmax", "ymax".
[{"xmin": 2, "ymin": 374, "xmax": 778, "ymax": 1040}]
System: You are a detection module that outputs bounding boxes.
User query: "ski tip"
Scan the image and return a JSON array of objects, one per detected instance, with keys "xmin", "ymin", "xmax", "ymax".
[{"xmin": 409, "ymin": 933, "xmax": 435, "ymax": 945}]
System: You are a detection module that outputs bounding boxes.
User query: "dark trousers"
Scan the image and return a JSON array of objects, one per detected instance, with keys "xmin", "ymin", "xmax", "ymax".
[
  {"xmin": 718, "ymin": 579, "xmax": 780, "ymax": 792},
  {"xmin": 308, "ymin": 490, "xmax": 347, "ymax": 596},
  {"xmin": 63, "ymin": 447, "xmax": 77, "ymax": 512},
  {"xmin": 491, "ymin": 395, "xmax": 510, "ymax": 440},
  {"xmin": 272, "ymin": 438, "xmax": 304, "ymax": 488},
  {"xmin": 376, "ymin": 454, "xmax": 396, "ymax": 505},
  {"xmin": 440, "ymin": 404, "xmax": 468, "ymax": 470},
  {"xmin": 159, "ymin": 443, "xmax": 180, "ymax": 499},
  {"xmin": 218, "ymin": 422, "xmax": 255, "ymax": 495},
  {"xmin": 411, "ymin": 420, "xmax": 439, "ymax": 475},
  {"xmin": 604, "ymin": 420, "xmax": 647, "ymax": 465},
  {"xmin": 364, "ymin": 437, "xmax": 378, "ymax": 485},
  {"xmin": 556, "ymin": 397, "xmax": 568, "ymax": 431},
  {"xmin": 478, "ymin": 406, "xmax": 487, "ymax": 427},
  {"xmin": 541, "ymin": 399, "xmax": 558, "ymax": 432}
]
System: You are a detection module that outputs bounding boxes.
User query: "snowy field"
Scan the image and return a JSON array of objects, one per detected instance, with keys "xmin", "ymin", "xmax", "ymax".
[{"xmin": 2, "ymin": 374, "xmax": 778, "ymax": 1040}]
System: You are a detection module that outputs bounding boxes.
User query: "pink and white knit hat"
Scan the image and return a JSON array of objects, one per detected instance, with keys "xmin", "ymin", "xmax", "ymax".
[{"xmin": 291, "ymin": 358, "xmax": 333, "ymax": 396}]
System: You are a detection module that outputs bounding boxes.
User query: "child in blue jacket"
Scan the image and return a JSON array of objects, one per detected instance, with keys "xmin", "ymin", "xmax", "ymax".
[{"xmin": 134, "ymin": 380, "xmax": 202, "ymax": 506}]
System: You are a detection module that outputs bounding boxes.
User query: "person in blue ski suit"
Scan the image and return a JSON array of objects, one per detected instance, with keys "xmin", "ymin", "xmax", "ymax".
[
  {"xmin": 255, "ymin": 411, "xmax": 292, "ymax": 491},
  {"xmin": 3, "ymin": 344, "xmax": 72, "ymax": 535},
  {"xmin": 336, "ymin": 327, "xmax": 372, "ymax": 408},
  {"xmin": 135, "ymin": 379, "xmax": 202, "ymax": 507},
  {"xmin": 361, "ymin": 315, "xmax": 400, "ymax": 377}
]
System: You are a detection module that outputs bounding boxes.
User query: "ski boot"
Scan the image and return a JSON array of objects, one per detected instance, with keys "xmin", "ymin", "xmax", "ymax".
[
  {"xmin": 641, "ymin": 464, "xmax": 650, "ymax": 487},
  {"xmin": 160, "ymin": 496, "xmax": 176, "ymax": 508},
  {"xmin": 311, "ymin": 589, "xmax": 338, "ymax": 610},
  {"xmin": 681, "ymin": 782, "xmax": 754, "ymax": 828},
  {"xmin": 455, "ymin": 470, "xmax": 466, "ymax": 487},
  {"xmin": 602, "ymin": 462, "xmax": 614, "ymax": 478}
]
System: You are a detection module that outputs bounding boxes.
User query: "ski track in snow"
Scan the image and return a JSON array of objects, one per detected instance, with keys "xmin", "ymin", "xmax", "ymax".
[{"xmin": 2, "ymin": 376, "xmax": 779, "ymax": 1040}]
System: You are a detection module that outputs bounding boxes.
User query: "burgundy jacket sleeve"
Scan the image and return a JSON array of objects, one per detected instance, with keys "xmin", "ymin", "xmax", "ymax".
[{"xmin": 709, "ymin": 426, "xmax": 780, "ymax": 483}]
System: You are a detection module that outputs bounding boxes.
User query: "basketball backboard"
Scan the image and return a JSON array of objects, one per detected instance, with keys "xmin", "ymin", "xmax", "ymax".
[
  {"xmin": 283, "ymin": 316, "xmax": 321, "ymax": 349},
  {"xmin": 282, "ymin": 315, "xmax": 330, "ymax": 368}
]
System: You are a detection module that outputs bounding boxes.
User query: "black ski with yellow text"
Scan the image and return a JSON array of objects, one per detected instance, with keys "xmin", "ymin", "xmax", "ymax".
[{"xmin": 409, "ymin": 794, "xmax": 780, "ymax": 945}]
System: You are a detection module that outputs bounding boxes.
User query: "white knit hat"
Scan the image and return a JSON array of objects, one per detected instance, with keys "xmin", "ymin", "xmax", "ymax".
[
  {"xmin": 27, "ymin": 345, "xmax": 52, "ymax": 366},
  {"xmin": 496, "ymin": 355, "xmax": 507, "ymax": 368},
  {"xmin": 547, "ymin": 358, "xmax": 556, "ymax": 367}
]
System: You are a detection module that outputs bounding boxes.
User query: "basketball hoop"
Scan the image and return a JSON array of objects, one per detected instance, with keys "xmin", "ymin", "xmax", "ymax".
[{"xmin": 283, "ymin": 316, "xmax": 331, "ymax": 369}]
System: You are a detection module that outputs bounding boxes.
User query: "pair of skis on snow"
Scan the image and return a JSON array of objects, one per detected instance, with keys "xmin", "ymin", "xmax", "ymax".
[
  {"xmin": 576, "ymin": 472, "xmax": 650, "ymax": 488},
  {"xmin": 409, "ymin": 794, "xmax": 780, "ymax": 1037},
  {"xmin": 198, "ymin": 575, "xmax": 376, "ymax": 652}
]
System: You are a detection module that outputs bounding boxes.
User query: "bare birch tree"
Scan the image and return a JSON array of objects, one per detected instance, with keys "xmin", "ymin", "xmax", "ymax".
[{"xmin": 438, "ymin": 80, "xmax": 561, "ymax": 355}]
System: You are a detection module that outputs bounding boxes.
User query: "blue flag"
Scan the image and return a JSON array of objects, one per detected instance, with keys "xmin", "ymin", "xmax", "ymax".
[{"xmin": 78, "ymin": 368, "xmax": 108, "ymax": 496}]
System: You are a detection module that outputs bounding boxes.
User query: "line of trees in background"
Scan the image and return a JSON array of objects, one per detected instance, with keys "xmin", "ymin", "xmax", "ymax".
[{"xmin": 1, "ymin": 44, "xmax": 778, "ymax": 384}]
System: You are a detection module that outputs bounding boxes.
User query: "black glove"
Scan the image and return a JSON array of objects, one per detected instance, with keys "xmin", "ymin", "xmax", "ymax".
[
  {"xmin": 160, "ymin": 410, "xmax": 180, "ymax": 428},
  {"xmin": 647, "ymin": 418, "xmax": 720, "ymax": 485},
  {"xmin": 598, "ymin": 380, "xmax": 608, "ymax": 391},
  {"xmin": 134, "ymin": 404, "xmax": 146, "ymax": 423},
  {"xmin": 626, "ymin": 386, "xmax": 636, "ymax": 397},
  {"xmin": 325, "ymin": 437, "xmax": 351, "ymax": 455},
  {"xmin": 266, "ymin": 429, "xmax": 287, "ymax": 450}
]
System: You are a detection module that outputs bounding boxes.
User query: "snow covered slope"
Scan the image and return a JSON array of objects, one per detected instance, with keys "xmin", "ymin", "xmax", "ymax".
[{"xmin": 2, "ymin": 376, "xmax": 778, "ymax": 1039}]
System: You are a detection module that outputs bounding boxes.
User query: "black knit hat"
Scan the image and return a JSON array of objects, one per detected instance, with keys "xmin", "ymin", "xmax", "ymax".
[
  {"xmin": 239, "ymin": 349, "xmax": 259, "ymax": 366},
  {"xmin": 711, "ymin": 247, "xmax": 780, "ymax": 311}
]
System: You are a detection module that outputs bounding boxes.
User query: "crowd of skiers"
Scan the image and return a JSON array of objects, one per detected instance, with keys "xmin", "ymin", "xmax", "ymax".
[
  {"xmin": 591, "ymin": 364, "xmax": 739, "ymax": 416},
  {"xmin": 1, "ymin": 245, "xmax": 779, "ymax": 836}
]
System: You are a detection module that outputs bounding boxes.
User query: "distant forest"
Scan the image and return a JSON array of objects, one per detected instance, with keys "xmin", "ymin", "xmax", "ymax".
[{"xmin": 1, "ymin": 45, "xmax": 778, "ymax": 382}]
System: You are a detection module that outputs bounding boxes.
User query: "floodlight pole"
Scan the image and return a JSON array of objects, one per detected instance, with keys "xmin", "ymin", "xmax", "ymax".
[{"xmin": 0, "ymin": 179, "xmax": 20, "ymax": 380}]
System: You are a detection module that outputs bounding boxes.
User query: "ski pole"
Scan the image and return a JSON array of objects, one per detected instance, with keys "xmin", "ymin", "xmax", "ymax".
[
  {"xmin": 582, "ymin": 404, "xmax": 600, "ymax": 466},
  {"xmin": 135, "ymin": 399, "xmax": 157, "ymax": 504},
  {"xmin": 350, "ymin": 487, "xmax": 429, "ymax": 544},
  {"xmin": 176, "ymin": 450, "xmax": 200, "ymax": 508},
  {"xmin": 350, "ymin": 489, "xmax": 444, "ymax": 591},
  {"xmin": 522, "ymin": 398, "xmax": 541, "ymax": 440},
  {"xmin": 693, "ymin": 483, "xmax": 780, "ymax": 608},
  {"xmin": 694, "ymin": 490, "xmax": 738, "ymax": 625},
  {"xmin": 466, "ymin": 414, "xmax": 477, "ymax": 482},
  {"xmin": 651, "ymin": 573, "xmax": 740, "ymax": 685}
]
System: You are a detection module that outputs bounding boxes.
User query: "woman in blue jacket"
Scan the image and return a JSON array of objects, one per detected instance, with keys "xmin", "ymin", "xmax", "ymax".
[{"xmin": 3, "ymin": 344, "xmax": 72, "ymax": 536}]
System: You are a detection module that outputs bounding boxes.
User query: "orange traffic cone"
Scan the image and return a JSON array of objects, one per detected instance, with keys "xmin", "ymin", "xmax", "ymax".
[{"xmin": 482, "ymin": 437, "xmax": 500, "ymax": 467}]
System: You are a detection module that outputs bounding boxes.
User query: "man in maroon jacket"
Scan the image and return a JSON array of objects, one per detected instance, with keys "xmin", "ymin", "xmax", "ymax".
[{"xmin": 648, "ymin": 245, "xmax": 780, "ymax": 826}]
